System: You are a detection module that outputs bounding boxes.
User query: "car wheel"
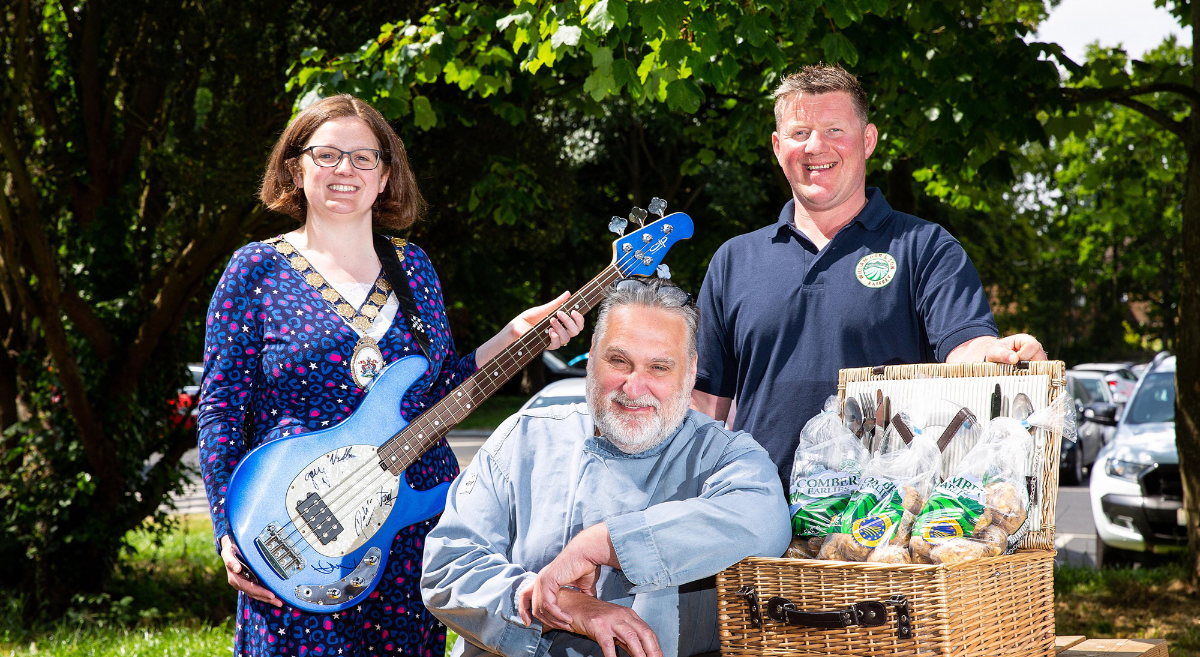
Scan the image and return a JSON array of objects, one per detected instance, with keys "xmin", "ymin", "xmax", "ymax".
[
  {"xmin": 1094, "ymin": 530, "xmax": 1133, "ymax": 568},
  {"xmin": 1060, "ymin": 445, "xmax": 1084, "ymax": 486}
]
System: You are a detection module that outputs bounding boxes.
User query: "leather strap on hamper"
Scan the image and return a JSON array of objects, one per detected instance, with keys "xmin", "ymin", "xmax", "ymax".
[
  {"xmin": 736, "ymin": 586, "xmax": 914, "ymax": 640},
  {"xmin": 766, "ymin": 597, "xmax": 888, "ymax": 629}
]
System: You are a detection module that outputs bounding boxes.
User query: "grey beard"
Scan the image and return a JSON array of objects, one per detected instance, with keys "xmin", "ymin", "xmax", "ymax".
[{"xmin": 587, "ymin": 378, "xmax": 693, "ymax": 454}]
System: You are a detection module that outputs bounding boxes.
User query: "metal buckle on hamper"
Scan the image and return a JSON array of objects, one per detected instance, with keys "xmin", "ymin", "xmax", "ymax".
[
  {"xmin": 735, "ymin": 586, "xmax": 762, "ymax": 628},
  {"xmin": 888, "ymin": 594, "xmax": 914, "ymax": 639}
]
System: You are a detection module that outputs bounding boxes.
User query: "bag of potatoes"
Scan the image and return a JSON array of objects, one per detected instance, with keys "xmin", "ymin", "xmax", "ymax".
[
  {"xmin": 786, "ymin": 397, "xmax": 870, "ymax": 559},
  {"xmin": 909, "ymin": 419, "xmax": 1040, "ymax": 564},
  {"xmin": 910, "ymin": 393, "xmax": 1077, "ymax": 565},
  {"xmin": 817, "ymin": 430, "xmax": 940, "ymax": 564}
]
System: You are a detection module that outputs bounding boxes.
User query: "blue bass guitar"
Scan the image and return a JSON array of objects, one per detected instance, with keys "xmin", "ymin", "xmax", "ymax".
[{"xmin": 226, "ymin": 210, "xmax": 693, "ymax": 612}]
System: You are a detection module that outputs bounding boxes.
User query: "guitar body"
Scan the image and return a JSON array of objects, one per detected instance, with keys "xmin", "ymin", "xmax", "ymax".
[{"xmin": 226, "ymin": 354, "xmax": 451, "ymax": 613}]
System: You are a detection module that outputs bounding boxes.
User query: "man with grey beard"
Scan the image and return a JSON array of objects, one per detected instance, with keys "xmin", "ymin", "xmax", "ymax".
[{"xmin": 422, "ymin": 278, "xmax": 790, "ymax": 657}]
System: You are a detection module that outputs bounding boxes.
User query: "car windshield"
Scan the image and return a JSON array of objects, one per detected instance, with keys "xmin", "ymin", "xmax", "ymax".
[
  {"xmin": 1124, "ymin": 372, "xmax": 1176, "ymax": 425},
  {"xmin": 527, "ymin": 395, "xmax": 585, "ymax": 409},
  {"xmin": 1071, "ymin": 376, "xmax": 1108, "ymax": 405}
]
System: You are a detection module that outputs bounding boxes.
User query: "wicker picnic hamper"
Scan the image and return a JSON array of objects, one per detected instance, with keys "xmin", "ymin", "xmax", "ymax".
[{"xmin": 717, "ymin": 361, "xmax": 1066, "ymax": 657}]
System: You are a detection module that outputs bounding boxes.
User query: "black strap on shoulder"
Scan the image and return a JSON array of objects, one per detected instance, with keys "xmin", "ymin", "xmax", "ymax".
[{"xmin": 372, "ymin": 234, "xmax": 432, "ymax": 360}]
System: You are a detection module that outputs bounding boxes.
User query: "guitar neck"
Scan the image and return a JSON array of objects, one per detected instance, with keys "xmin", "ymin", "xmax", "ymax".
[{"xmin": 378, "ymin": 264, "xmax": 622, "ymax": 474}]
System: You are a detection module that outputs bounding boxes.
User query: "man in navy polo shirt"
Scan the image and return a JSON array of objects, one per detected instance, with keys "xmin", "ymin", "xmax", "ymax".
[{"xmin": 691, "ymin": 65, "xmax": 1046, "ymax": 482}]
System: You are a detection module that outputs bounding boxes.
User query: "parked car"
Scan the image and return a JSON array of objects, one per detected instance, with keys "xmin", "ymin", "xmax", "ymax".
[
  {"xmin": 1072, "ymin": 362, "xmax": 1138, "ymax": 403},
  {"xmin": 1061, "ymin": 369, "xmax": 1118, "ymax": 485},
  {"xmin": 542, "ymin": 351, "xmax": 586, "ymax": 381},
  {"xmin": 518, "ymin": 376, "xmax": 587, "ymax": 413},
  {"xmin": 169, "ymin": 363, "xmax": 204, "ymax": 430},
  {"xmin": 1089, "ymin": 354, "xmax": 1184, "ymax": 567}
]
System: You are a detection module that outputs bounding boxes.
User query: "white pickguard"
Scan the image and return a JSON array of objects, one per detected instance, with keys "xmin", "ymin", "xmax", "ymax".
[{"xmin": 285, "ymin": 444, "xmax": 402, "ymax": 558}]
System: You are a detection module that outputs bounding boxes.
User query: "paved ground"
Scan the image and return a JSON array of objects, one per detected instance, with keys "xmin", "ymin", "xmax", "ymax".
[{"xmin": 170, "ymin": 440, "xmax": 1101, "ymax": 567}]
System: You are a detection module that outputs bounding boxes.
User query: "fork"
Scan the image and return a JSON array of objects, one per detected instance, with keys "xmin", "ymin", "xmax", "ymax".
[{"xmin": 859, "ymin": 392, "xmax": 876, "ymax": 441}]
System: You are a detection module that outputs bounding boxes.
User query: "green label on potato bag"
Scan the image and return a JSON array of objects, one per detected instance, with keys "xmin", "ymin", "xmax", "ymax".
[
  {"xmin": 834, "ymin": 476, "xmax": 902, "ymax": 548},
  {"xmin": 913, "ymin": 473, "xmax": 987, "ymax": 545},
  {"xmin": 789, "ymin": 469, "xmax": 859, "ymax": 537}
]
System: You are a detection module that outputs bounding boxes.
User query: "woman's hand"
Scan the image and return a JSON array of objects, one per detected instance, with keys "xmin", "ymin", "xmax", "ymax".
[
  {"xmin": 220, "ymin": 534, "xmax": 283, "ymax": 607},
  {"xmin": 476, "ymin": 291, "xmax": 585, "ymax": 366},
  {"xmin": 510, "ymin": 291, "xmax": 585, "ymax": 350}
]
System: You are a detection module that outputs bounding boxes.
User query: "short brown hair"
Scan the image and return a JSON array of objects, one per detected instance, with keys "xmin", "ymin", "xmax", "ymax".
[
  {"xmin": 773, "ymin": 65, "xmax": 870, "ymax": 129},
  {"xmin": 260, "ymin": 94, "xmax": 426, "ymax": 230}
]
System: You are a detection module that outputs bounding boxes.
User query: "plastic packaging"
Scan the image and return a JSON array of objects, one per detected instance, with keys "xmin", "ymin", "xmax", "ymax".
[
  {"xmin": 787, "ymin": 397, "xmax": 870, "ymax": 558},
  {"xmin": 817, "ymin": 431, "xmax": 941, "ymax": 563}
]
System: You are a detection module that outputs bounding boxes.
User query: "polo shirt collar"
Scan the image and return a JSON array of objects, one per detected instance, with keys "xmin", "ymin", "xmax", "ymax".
[{"xmin": 774, "ymin": 187, "xmax": 893, "ymax": 238}]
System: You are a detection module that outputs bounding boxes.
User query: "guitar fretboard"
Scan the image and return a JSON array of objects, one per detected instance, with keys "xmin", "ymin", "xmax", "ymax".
[{"xmin": 376, "ymin": 264, "xmax": 622, "ymax": 475}]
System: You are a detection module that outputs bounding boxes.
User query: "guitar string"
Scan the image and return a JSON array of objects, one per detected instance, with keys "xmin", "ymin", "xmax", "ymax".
[
  {"xmin": 266, "ymin": 259, "xmax": 625, "ymax": 560},
  {"xmin": 269, "ymin": 262, "xmax": 624, "ymax": 554},
  {"xmin": 259, "ymin": 245, "xmax": 648, "ymax": 562}
]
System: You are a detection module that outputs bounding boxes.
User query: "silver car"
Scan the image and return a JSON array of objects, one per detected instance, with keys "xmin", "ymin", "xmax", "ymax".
[{"xmin": 1088, "ymin": 354, "xmax": 1184, "ymax": 567}]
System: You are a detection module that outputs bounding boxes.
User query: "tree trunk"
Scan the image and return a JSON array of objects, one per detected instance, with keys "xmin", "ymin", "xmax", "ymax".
[{"xmin": 1177, "ymin": 136, "xmax": 1200, "ymax": 584}]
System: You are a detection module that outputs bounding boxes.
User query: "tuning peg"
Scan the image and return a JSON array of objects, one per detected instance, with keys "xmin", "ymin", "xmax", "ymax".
[
  {"xmin": 648, "ymin": 197, "xmax": 667, "ymax": 217},
  {"xmin": 656, "ymin": 264, "xmax": 672, "ymax": 280},
  {"xmin": 628, "ymin": 207, "xmax": 648, "ymax": 227},
  {"xmin": 608, "ymin": 216, "xmax": 628, "ymax": 236}
]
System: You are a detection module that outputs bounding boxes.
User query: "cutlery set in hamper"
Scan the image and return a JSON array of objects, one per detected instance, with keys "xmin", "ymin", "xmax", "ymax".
[{"xmin": 717, "ymin": 361, "xmax": 1071, "ymax": 657}]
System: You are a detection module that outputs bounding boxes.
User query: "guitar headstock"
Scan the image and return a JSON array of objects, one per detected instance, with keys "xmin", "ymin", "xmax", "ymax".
[{"xmin": 611, "ymin": 212, "xmax": 694, "ymax": 277}]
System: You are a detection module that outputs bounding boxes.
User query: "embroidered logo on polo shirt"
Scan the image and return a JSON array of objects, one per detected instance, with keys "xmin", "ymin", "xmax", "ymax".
[{"xmin": 855, "ymin": 253, "xmax": 897, "ymax": 288}]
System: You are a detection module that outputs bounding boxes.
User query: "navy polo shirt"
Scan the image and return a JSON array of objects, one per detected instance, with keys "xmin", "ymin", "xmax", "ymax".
[{"xmin": 695, "ymin": 188, "xmax": 997, "ymax": 481}]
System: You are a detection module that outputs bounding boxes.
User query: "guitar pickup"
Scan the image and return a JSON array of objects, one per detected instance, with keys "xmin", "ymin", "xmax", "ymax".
[{"xmin": 297, "ymin": 492, "xmax": 345, "ymax": 545}]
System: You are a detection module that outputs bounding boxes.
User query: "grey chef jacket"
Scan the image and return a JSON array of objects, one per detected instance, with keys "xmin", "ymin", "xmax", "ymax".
[{"xmin": 421, "ymin": 404, "xmax": 791, "ymax": 657}]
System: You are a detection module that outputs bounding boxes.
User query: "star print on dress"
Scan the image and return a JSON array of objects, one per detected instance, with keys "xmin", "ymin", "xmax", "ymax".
[{"xmin": 197, "ymin": 239, "xmax": 476, "ymax": 657}]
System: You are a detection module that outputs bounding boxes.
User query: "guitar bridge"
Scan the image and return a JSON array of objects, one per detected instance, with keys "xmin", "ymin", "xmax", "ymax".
[
  {"xmin": 255, "ymin": 522, "xmax": 306, "ymax": 580},
  {"xmin": 296, "ymin": 492, "xmax": 345, "ymax": 545}
]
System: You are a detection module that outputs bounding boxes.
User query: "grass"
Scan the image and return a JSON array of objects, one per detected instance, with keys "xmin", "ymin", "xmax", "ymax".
[
  {"xmin": 1054, "ymin": 561, "xmax": 1200, "ymax": 656},
  {"xmin": 453, "ymin": 395, "xmax": 526, "ymax": 430},
  {"xmin": 7, "ymin": 517, "xmax": 1200, "ymax": 656},
  {"xmin": 0, "ymin": 516, "xmax": 235, "ymax": 656}
]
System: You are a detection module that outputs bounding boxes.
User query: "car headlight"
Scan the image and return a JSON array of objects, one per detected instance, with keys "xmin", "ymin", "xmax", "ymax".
[{"xmin": 1104, "ymin": 457, "xmax": 1154, "ymax": 481}]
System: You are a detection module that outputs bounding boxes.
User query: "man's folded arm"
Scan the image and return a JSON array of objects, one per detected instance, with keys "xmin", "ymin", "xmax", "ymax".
[
  {"xmin": 607, "ymin": 434, "xmax": 790, "ymax": 593},
  {"xmin": 421, "ymin": 443, "xmax": 543, "ymax": 656}
]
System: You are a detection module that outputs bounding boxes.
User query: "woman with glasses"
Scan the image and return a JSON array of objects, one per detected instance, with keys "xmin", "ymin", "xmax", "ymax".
[{"xmin": 197, "ymin": 94, "xmax": 583, "ymax": 657}]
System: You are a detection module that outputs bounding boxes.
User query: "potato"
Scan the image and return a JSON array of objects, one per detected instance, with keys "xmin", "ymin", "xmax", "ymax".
[
  {"xmin": 930, "ymin": 538, "xmax": 990, "ymax": 565},
  {"xmin": 902, "ymin": 486, "xmax": 925, "ymax": 515},
  {"xmin": 786, "ymin": 536, "xmax": 816, "ymax": 559},
  {"xmin": 868, "ymin": 545, "xmax": 912, "ymax": 564},
  {"xmin": 817, "ymin": 533, "xmax": 871, "ymax": 562},
  {"xmin": 986, "ymin": 481, "xmax": 1028, "ymax": 534},
  {"xmin": 974, "ymin": 524, "xmax": 1008, "ymax": 557},
  {"xmin": 909, "ymin": 536, "xmax": 934, "ymax": 564}
]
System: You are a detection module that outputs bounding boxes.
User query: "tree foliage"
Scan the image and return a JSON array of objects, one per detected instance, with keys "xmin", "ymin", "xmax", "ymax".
[{"xmin": 0, "ymin": 0, "xmax": 417, "ymax": 615}]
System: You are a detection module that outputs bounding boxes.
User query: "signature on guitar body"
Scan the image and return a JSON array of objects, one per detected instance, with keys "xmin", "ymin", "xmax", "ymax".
[{"xmin": 225, "ymin": 208, "xmax": 694, "ymax": 612}]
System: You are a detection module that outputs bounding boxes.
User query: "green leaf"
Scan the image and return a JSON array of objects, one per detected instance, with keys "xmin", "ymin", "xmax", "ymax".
[
  {"xmin": 612, "ymin": 58, "xmax": 642, "ymax": 95},
  {"xmin": 585, "ymin": 0, "xmax": 628, "ymax": 32},
  {"xmin": 551, "ymin": 25, "xmax": 582, "ymax": 49},
  {"xmin": 824, "ymin": 0, "xmax": 861, "ymax": 29},
  {"xmin": 821, "ymin": 33, "xmax": 859, "ymax": 66},
  {"xmin": 735, "ymin": 12, "xmax": 771, "ymax": 48},
  {"xmin": 412, "ymin": 95, "xmax": 437, "ymax": 130},
  {"xmin": 496, "ymin": 10, "xmax": 533, "ymax": 30},
  {"xmin": 592, "ymin": 46, "xmax": 614, "ymax": 73},
  {"xmin": 665, "ymin": 78, "xmax": 704, "ymax": 113},
  {"xmin": 659, "ymin": 39, "xmax": 691, "ymax": 68}
]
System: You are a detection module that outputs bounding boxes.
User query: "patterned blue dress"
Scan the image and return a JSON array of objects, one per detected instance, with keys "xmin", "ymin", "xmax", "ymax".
[{"xmin": 197, "ymin": 238, "xmax": 477, "ymax": 657}]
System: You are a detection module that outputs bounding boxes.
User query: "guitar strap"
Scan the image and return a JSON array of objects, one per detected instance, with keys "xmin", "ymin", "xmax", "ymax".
[{"xmin": 372, "ymin": 234, "xmax": 432, "ymax": 361}]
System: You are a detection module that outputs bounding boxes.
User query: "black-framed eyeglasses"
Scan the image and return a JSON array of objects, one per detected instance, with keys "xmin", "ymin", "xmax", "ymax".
[
  {"xmin": 613, "ymin": 277, "xmax": 696, "ymax": 307},
  {"xmin": 301, "ymin": 145, "xmax": 383, "ymax": 170}
]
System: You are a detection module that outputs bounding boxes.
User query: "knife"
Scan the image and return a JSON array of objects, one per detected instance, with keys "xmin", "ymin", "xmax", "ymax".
[
  {"xmin": 990, "ymin": 384, "xmax": 1002, "ymax": 420},
  {"xmin": 1001, "ymin": 394, "xmax": 1010, "ymax": 418}
]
